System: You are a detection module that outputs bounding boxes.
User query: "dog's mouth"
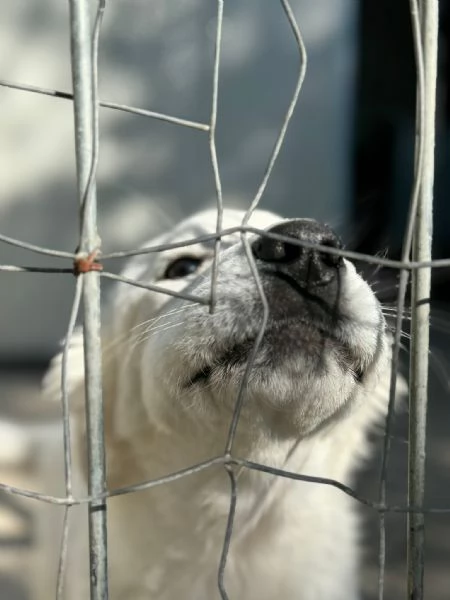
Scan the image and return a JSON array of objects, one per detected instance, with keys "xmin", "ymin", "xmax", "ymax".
[
  {"xmin": 186, "ymin": 329, "xmax": 366, "ymax": 388},
  {"xmin": 189, "ymin": 364, "xmax": 214, "ymax": 386},
  {"xmin": 187, "ymin": 339, "xmax": 254, "ymax": 388}
]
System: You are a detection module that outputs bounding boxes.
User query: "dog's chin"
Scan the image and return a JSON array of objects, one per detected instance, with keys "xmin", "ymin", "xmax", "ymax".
[
  {"xmin": 178, "ymin": 337, "xmax": 368, "ymax": 437},
  {"xmin": 180, "ymin": 354, "xmax": 361, "ymax": 439}
]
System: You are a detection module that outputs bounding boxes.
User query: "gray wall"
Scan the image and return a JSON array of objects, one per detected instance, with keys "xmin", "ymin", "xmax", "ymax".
[{"xmin": 0, "ymin": 0, "xmax": 357, "ymax": 358}]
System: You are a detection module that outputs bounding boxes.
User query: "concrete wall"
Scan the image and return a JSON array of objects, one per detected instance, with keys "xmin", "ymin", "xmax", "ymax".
[{"xmin": 0, "ymin": 0, "xmax": 357, "ymax": 358}]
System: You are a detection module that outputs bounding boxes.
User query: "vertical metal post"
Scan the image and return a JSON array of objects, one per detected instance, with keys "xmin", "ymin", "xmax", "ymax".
[
  {"xmin": 407, "ymin": 1, "xmax": 439, "ymax": 598},
  {"xmin": 68, "ymin": 0, "xmax": 108, "ymax": 598}
]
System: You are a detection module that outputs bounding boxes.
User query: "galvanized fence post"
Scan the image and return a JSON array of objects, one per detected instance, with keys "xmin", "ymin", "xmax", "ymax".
[
  {"xmin": 407, "ymin": 1, "xmax": 439, "ymax": 599},
  {"xmin": 68, "ymin": 0, "xmax": 108, "ymax": 598}
]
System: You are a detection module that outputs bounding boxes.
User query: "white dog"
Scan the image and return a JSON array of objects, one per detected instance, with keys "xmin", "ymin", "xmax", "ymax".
[{"xmin": 46, "ymin": 208, "xmax": 392, "ymax": 600}]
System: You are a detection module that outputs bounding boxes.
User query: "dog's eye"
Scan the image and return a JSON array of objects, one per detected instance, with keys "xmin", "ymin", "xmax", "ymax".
[{"xmin": 164, "ymin": 257, "xmax": 203, "ymax": 279}]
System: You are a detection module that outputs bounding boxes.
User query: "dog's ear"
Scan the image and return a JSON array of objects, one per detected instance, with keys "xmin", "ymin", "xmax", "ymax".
[{"xmin": 42, "ymin": 328, "xmax": 86, "ymax": 412}]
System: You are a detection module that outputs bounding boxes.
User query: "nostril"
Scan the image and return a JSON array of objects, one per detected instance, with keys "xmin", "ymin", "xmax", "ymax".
[
  {"xmin": 280, "ymin": 242, "xmax": 302, "ymax": 263},
  {"xmin": 252, "ymin": 237, "xmax": 302, "ymax": 264},
  {"xmin": 317, "ymin": 236, "xmax": 343, "ymax": 269}
]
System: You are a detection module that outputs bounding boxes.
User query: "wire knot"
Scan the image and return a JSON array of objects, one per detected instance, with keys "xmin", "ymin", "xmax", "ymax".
[{"xmin": 73, "ymin": 249, "xmax": 103, "ymax": 276}]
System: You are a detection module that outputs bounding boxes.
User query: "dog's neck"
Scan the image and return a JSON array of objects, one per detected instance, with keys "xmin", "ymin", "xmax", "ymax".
[
  {"xmin": 95, "ymin": 345, "xmax": 377, "ymax": 600},
  {"xmin": 104, "ymin": 376, "xmax": 362, "ymax": 493},
  {"xmin": 102, "ymin": 385, "xmax": 363, "ymax": 600}
]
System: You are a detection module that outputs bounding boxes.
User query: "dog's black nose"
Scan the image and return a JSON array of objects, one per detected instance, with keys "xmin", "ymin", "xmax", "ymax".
[{"xmin": 252, "ymin": 219, "xmax": 342, "ymax": 287}]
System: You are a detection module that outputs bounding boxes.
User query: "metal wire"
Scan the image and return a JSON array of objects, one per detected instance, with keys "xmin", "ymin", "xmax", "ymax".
[
  {"xmin": 0, "ymin": 1, "xmax": 444, "ymax": 599},
  {"xmin": 407, "ymin": 2, "xmax": 439, "ymax": 598},
  {"xmin": 225, "ymin": 0, "xmax": 307, "ymax": 455},
  {"xmin": 3, "ymin": 232, "xmax": 450, "ymax": 272},
  {"xmin": 377, "ymin": 2, "xmax": 438, "ymax": 599},
  {"xmin": 243, "ymin": 0, "xmax": 307, "ymax": 221},
  {"xmin": 0, "ymin": 79, "xmax": 210, "ymax": 131},
  {"xmin": 0, "ymin": 233, "xmax": 75, "ymax": 258},
  {"xmin": 68, "ymin": 0, "xmax": 108, "ymax": 597},
  {"xmin": 56, "ymin": 507, "xmax": 71, "ymax": 600},
  {"xmin": 217, "ymin": 6, "xmax": 307, "ymax": 587},
  {"xmin": 208, "ymin": 0, "xmax": 224, "ymax": 315},
  {"xmin": 100, "ymin": 271, "xmax": 208, "ymax": 304},
  {"xmin": 2, "ymin": 455, "xmax": 450, "ymax": 514},
  {"xmin": 54, "ymin": 276, "xmax": 84, "ymax": 599},
  {"xmin": 218, "ymin": 467, "xmax": 238, "ymax": 600},
  {"xmin": 377, "ymin": 0, "xmax": 427, "ymax": 596}
]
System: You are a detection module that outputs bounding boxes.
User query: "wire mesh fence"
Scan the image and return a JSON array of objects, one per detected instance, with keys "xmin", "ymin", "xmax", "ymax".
[{"xmin": 0, "ymin": 0, "xmax": 446, "ymax": 599}]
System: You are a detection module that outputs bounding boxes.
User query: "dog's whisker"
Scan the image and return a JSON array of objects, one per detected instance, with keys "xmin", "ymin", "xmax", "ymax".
[
  {"xmin": 381, "ymin": 305, "xmax": 411, "ymax": 317},
  {"xmin": 119, "ymin": 320, "xmax": 190, "ymax": 368},
  {"xmin": 131, "ymin": 310, "xmax": 196, "ymax": 345},
  {"xmin": 129, "ymin": 321, "xmax": 186, "ymax": 353},
  {"xmin": 102, "ymin": 305, "xmax": 197, "ymax": 359},
  {"xmin": 388, "ymin": 332, "xmax": 450, "ymax": 391},
  {"xmin": 427, "ymin": 347, "xmax": 450, "ymax": 392},
  {"xmin": 428, "ymin": 312, "xmax": 450, "ymax": 335},
  {"xmin": 129, "ymin": 304, "xmax": 196, "ymax": 334},
  {"xmin": 382, "ymin": 304, "xmax": 450, "ymax": 337},
  {"xmin": 137, "ymin": 307, "xmax": 195, "ymax": 337}
]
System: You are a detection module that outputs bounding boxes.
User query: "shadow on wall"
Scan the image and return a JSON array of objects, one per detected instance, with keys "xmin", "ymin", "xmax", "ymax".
[{"xmin": 0, "ymin": 0, "xmax": 357, "ymax": 359}]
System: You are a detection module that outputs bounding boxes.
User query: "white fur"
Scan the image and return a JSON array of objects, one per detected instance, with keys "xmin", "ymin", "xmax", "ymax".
[{"xmin": 45, "ymin": 208, "xmax": 393, "ymax": 600}]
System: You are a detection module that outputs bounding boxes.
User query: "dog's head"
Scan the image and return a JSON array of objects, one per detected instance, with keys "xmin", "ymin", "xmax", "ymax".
[{"xmin": 107, "ymin": 208, "xmax": 389, "ymax": 448}]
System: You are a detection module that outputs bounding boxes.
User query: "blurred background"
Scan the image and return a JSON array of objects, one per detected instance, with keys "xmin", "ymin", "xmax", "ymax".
[{"xmin": 0, "ymin": 0, "xmax": 449, "ymax": 598}]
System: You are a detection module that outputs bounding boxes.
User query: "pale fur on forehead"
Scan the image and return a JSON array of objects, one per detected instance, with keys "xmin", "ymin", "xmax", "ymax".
[
  {"xmin": 169, "ymin": 207, "xmax": 283, "ymax": 234},
  {"xmin": 118, "ymin": 207, "xmax": 282, "ymax": 287}
]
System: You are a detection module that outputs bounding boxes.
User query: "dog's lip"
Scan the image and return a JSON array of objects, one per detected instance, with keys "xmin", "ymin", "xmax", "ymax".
[
  {"xmin": 187, "ymin": 357, "xmax": 366, "ymax": 388},
  {"xmin": 189, "ymin": 364, "xmax": 214, "ymax": 386},
  {"xmin": 186, "ymin": 340, "xmax": 253, "ymax": 387},
  {"xmin": 352, "ymin": 362, "xmax": 365, "ymax": 383},
  {"xmin": 334, "ymin": 341, "xmax": 366, "ymax": 383},
  {"xmin": 186, "ymin": 333, "xmax": 367, "ymax": 387}
]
